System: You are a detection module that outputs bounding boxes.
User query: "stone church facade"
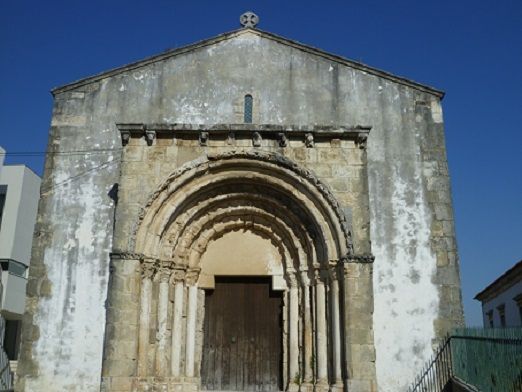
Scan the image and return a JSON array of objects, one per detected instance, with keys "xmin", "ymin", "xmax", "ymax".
[{"xmin": 17, "ymin": 19, "xmax": 463, "ymax": 392}]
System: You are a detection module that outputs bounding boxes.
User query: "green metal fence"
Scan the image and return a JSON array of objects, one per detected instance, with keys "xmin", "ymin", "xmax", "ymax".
[
  {"xmin": 451, "ymin": 327, "xmax": 522, "ymax": 392},
  {"xmin": 409, "ymin": 327, "xmax": 522, "ymax": 392}
]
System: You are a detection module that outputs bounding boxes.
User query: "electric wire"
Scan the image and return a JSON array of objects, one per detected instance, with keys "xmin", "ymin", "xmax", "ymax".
[{"xmin": 0, "ymin": 148, "xmax": 122, "ymax": 157}]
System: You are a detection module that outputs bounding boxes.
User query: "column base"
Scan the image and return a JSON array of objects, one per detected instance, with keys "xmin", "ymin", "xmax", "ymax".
[
  {"xmin": 314, "ymin": 380, "xmax": 330, "ymax": 392},
  {"xmin": 101, "ymin": 377, "xmax": 199, "ymax": 392},
  {"xmin": 329, "ymin": 382, "xmax": 344, "ymax": 392},
  {"xmin": 300, "ymin": 381, "xmax": 314, "ymax": 392},
  {"xmin": 287, "ymin": 381, "xmax": 300, "ymax": 392}
]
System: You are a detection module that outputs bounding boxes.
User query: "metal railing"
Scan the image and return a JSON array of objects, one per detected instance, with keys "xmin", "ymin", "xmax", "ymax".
[
  {"xmin": 451, "ymin": 328, "xmax": 522, "ymax": 392},
  {"xmin": 409, "ymin": 328, "xmax": 522, "ymax": 392},
  {"xmin": 408, "ymin": 336, "xmax": 453, "ymax": 392},
  {"xmin": 0, "ymin": 317, "xmax": 13, "ymax": 391}
]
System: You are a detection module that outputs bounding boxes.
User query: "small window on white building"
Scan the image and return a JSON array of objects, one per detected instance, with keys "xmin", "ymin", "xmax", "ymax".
[
  {"xmin": 244, "ymin": 94, "xmax": 253, "ymax": 123},
  {"xmin": 514, "ymin": 294, "xmax": 522, "ymax": 324},
  {"xmin": 497, "ymin": 304, "xmax": 506, "ymax": 328},
  {"xmin": 486, "ymin": 310, "xmax": 494, "ymax": 328}
]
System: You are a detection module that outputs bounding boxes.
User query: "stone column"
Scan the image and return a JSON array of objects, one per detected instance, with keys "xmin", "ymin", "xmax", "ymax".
[
  {"xmin": 185, "ymin": 270, "xmax": 199, "ymax": 378},
  {"xmin": 170, "ymin": 268, "xmax": 185, "ymax": 378},
  {"xmin": 155, "ymin": 260, "xmax": 172, "ymax": 376},
  {"xmin": 315, "ymin": 269, "xmax": 329, "ymax": 390},
  {"xmin": 330, "ymin": 264, "xmax": 343, "ymax": 390},
  {"xmin": 138, "ymin": 258, "xmax": 156, "ymax": 377},
  {"xmin": 288, "ymin": 276, "xmax": 300, "ymax": 391},
  {"xmin": 301, "ymin": 271, "xmax": 314, "ymax": 391},
  {"xmin": 101, "ymin": 253, "xmax": 141, "ymax": 391}
]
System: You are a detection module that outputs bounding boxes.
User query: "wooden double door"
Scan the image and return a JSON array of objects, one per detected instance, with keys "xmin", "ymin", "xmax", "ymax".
[{"xmin": 201, "ymin": 277, "xmax": 283, "ymax": 391}]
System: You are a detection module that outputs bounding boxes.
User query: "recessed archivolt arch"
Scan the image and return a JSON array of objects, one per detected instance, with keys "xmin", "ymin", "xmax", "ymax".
[
  {"xmin": 138, "ymin": 171, "xmax": 335, "ymax": 260},
  {"xmin": 188, "ymin": 218, "xmax": 297, "ymax": 289},
  {"xmin": 182, "ymin": 208, "xmax": 306, "ymax": 269},
  {"xmin": 159, "ymin": 194, "xmax": 318, "ymax": 267},
  {"xmin": 134, "ymin": 151, "xmax": 352, "ymax": 263}
]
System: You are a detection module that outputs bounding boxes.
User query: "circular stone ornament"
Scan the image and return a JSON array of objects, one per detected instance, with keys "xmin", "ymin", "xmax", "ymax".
[{"xmin": 240, "ymin": 11, "xmax": 259, "ymax": 28}]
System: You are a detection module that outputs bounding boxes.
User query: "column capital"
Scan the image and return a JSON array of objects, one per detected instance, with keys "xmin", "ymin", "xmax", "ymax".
[
  {"xmin": 140, "ymin": 257, "xmax": 157, "ymax": 280},
  {"xmin": 288, "ymin": 274, "xmax": 299, "ymax": 288},
  {"xmin": 329, "ymin": 265, "xmax": 341, "ymax": 281},
  {"xmin": 155, "ymin": 259, "xmax": 175, "ymax": 283},
  {"xmin": 169, "ymin": 268, "xmax": 186, "ymax": 284},
  {"xmin": 185, "ymin": 268, "xmax": 200, "ymax": 285},
  {"xmin": 313, "ymin": 267, "xmax": 328, "ymax": 284}
]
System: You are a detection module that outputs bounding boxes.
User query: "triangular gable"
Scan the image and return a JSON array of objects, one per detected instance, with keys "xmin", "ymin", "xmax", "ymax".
[{"xmin": 52, "ymin": 28, "xmax": 444, "ymax": 98}]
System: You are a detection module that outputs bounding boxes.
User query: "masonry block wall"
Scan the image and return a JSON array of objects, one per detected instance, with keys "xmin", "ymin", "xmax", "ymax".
[{"xmin": 17, "ymin": 29, "xmax": 463, "ymax": 392}]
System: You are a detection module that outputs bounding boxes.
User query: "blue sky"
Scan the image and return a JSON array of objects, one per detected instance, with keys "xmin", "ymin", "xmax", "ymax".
[{"xmin": 1, "ymin": 0, "xmax": 521, "ymax": 326}]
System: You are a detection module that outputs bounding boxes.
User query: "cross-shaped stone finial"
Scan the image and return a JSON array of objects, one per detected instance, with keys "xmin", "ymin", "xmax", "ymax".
[{"xmin": 240, "ymin": 11, "xmax": 259, "ymax": 28}]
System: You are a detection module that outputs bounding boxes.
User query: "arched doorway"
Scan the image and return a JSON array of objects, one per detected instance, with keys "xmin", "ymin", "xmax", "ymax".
[{"xmin": 104, "ymin": 151, "xmax": 353, "ymax": 392}]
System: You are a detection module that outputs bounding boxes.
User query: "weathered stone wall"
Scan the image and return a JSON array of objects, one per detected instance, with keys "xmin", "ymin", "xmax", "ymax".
[
  {"xmin": 18, "ymin": 29, "xmax": 462, "ymax": 391},
  {"xmin": 105, "ymin": 129, "xmax": 372, "ymax": 391}
]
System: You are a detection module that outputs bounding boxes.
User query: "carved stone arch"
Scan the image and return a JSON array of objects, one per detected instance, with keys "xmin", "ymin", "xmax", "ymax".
[
  {"xmin": 118, "ymin": 151, "xmax": 360, "ymax": 392},
  {"xmin": 186, "ymin": 217, "xmax": 297, "ymax": 289},
  {"xmin": 181, "ymin": 208, "xmax": 308, "ymax": 273},
  {"xmin": 159, "ymin": 194, "xmax": 318, "ymax": 268},
  {"xmin": 134, "ymin": 151, "xmax": 352, "ymax": 262}
]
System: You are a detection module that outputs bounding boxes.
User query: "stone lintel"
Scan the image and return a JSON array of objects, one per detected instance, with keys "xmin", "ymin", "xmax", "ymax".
[{"xmin": 116, "ymin": 123, "xmax": 372, "ymax": 145}]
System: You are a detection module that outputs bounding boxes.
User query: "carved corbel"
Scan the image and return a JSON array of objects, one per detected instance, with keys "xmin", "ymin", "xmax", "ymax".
[
  {"xmin": 356, "ymin": 132, "xmax": 368, "ymax": 149},
  {"xmin": 199, "ymin": 131, "xmax": 208, "ymax": 146},
  {"xmin": 278, "ymin": 132, "xmax": 288, "ymax": 147},
  {"xmin": 120, "ymin": 131, "xmax": 131, "ymax": 146},
  {"xmin": 252, "ymin": 132, "xmax": 262, "ymax": 147},
  {"xmin": 305, "ymin": 132, "xmax": 314, "ymax": 148},
  {"xmin": 227, "ymin": 131, "xmax": 235, "ymax": 145},
  {"xmin": 145, "ymin": 130, "xmax": 156, "ymax": 146}
]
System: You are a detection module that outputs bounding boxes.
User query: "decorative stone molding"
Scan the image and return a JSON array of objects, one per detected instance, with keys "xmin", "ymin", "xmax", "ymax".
[
  {"xmin": 345, "ymin": 254, "xmax": 375, "ymax": 264},
  {"xmin": 110, "ymin": 251, "xmax": 144, "ymax": 260},
  {"xmin": 116, "ymin": 123, "xmax": 372, "ymax": 148}
]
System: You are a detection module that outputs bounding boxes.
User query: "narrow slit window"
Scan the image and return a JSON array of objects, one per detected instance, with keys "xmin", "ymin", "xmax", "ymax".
[{"xmin": 244, "ymin": 94, "xmax": 253, "ymax": 123}]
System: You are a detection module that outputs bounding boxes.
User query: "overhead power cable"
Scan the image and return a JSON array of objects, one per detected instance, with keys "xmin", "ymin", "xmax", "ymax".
[{"xmin": 1, "ymin": 148, "xmax": 122, "ymax": 157}]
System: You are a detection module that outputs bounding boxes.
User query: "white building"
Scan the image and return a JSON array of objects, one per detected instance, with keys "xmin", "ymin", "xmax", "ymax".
[
  {"xmin": 0, "ymin": 149, "xmax": 41, "ymax": 363},
  {"xmin": 475, "ymin": 260, "xmax": 522, "ymax": 328}
]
